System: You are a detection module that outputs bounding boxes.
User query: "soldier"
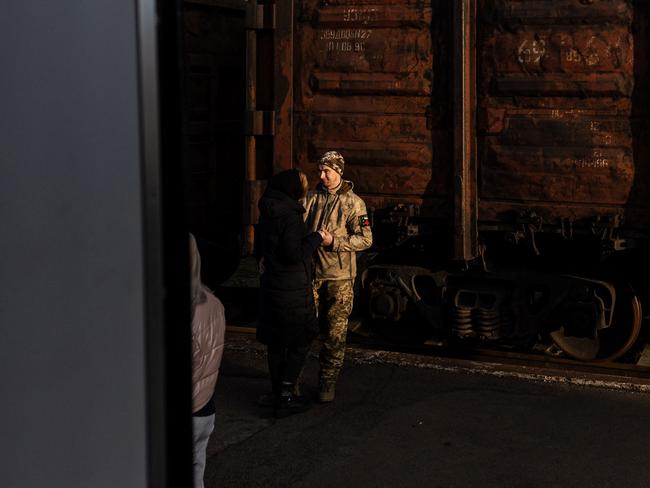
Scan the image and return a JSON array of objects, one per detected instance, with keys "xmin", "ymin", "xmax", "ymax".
[{"xmin": 304, "ymin": 151, "xmax": 373, "ymax": 403}]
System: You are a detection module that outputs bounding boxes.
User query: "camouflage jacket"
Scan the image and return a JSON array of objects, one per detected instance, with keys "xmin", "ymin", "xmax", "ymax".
[{"xmin": 303, "ymin": 180, "xmax": 372, "ymax": 281}]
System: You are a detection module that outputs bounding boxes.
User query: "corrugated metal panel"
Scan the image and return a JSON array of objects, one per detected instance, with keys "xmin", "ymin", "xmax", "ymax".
[{"xmin": 477, "ymin": 0, "xmax": 649, "ymax": 228}]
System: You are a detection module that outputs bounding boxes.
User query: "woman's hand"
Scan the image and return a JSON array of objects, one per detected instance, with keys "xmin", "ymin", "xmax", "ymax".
[{"xmin": 318, "ymin": 228, "xmax": 333, "ymax": 246}]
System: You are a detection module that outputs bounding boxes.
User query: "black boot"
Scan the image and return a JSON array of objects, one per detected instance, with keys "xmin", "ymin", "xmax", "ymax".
[{"xmin": 273, "ymin": 381, "xmax": 311, "ymax": 419}]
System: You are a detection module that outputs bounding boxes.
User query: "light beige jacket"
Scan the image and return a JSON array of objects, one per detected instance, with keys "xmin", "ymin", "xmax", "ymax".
[
  {"xmin": 304, "ymin": 180, "xmax": 373, "ymax": 281},
  {"xmin": 190, "ymin": 234, "xmax": 226, "ymax": 413},
  {"xmin": 191, "ymin": 289, "xmax": 225, "ymax": 413}
]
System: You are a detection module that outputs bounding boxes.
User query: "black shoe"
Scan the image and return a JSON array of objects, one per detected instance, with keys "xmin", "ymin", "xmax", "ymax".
[
  {"xmin": 273, "ymin": 382, "xmax": 311, "ymax": 418},
  {"xmin": 255, "ymin": 392, "xmax": 275, "ymax": 408},
  {"xmin": 257, "ymin": 383, "xmax": 302, "ymax": 408}
]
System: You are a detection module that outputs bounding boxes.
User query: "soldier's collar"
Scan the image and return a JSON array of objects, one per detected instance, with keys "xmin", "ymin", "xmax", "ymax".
[
  {"xmin": 327, "ymin": 181, "xmax": 342, "ymax": 194},
  {"xmin": 318, "ymin": 180, "xmax": 352, "ymax": 195}
]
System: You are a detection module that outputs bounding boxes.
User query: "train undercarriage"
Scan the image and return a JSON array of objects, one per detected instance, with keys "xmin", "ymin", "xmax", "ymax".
[{"xmin": 359, "ymin": 207, "xmax": 648, "ymax": 364}]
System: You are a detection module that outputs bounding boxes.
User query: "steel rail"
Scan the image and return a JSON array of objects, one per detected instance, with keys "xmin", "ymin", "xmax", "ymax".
[{"xmin": 225, "ymin": 325, "xmax": 650, "ymax": 383}]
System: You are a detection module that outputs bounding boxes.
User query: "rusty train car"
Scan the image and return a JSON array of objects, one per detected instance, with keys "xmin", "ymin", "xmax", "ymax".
[{"xmin": 182, "ymin": 0, "xmax": 650, "ymax": 362}]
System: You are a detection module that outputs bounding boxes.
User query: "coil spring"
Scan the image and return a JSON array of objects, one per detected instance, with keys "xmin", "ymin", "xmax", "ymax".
[
  {"xmin": 499, "ymin": 308, "xmax": 516, "ymax": 338},
  {"xmin": 476, "ymin": 308, "xmax": 500, "ymax": 340},
  {"xmin": 452, "ymin": 306, "xmax": 475, "ymax": 338}
]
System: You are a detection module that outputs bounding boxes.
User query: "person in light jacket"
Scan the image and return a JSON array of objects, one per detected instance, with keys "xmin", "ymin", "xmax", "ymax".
[
  {"xmin": 190, "ymin": 233, "xmax": 226, "ymax": 488},
  {"xmin": 303, "ymin": 151, "xmax": 373, "ymax": 403}
]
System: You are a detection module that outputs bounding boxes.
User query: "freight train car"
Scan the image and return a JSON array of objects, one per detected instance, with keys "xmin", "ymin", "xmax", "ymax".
[{"xmin": 182, "ymin": 0, "xmax": 650, "ymax": 363}]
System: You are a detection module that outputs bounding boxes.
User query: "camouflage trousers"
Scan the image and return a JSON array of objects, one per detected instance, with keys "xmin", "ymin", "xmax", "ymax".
[{"xmin": 313, "ymin": 279, "xmax": 354, "ymax": 388}]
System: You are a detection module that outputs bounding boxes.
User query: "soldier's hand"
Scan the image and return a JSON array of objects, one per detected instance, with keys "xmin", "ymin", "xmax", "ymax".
[
  {"xmin": 318, "ymin": 228, "xmax": 333, "ymax": 246},
  {"xmin": 258, "ymin": 257, "xmax": 265, "ymax": 275}
]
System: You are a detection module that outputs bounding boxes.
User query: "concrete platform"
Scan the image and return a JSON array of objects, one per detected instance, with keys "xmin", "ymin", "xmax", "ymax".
[{"xmin": 205, "ymin": 335, "xmax": 650, "ymax": 488}]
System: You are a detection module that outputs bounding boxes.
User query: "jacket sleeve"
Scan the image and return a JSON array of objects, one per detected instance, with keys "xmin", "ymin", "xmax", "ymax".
[
  {"xmin": 191, "ymin": 290, "xmax": 226, "ymax": 413},
  {"xmin": 302, "ymin": 192, "xmax": 316, "ymax": 227},
  {"xmin": 278, "ymin": 214, "xmax": 323, "ymax": 264},
  {"xmin": 332, "ymin": 197, "xmax": 373, "ymax": 252},
  {"xmin": 213, "ymin": 294, "xmax": 226, "ymax": 381}
]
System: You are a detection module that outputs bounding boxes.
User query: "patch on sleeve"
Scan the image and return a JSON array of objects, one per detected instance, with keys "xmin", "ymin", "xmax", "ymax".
[{"xmin": 358, "ymin": 215, "xmax": 370, "ymax": 227}]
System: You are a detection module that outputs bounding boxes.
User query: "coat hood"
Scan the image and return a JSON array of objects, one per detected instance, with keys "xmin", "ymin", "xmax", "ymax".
[
  {"xmin": 258, "ymin": 187, "xmax": 306, "ymax": 218},
  {"xmin": 189, "ymin": 233, "xmax": 206, "ymax": 307},
  {"xmin": 267, "ymin": 168, "xmax": 304, "ymax": 200}
]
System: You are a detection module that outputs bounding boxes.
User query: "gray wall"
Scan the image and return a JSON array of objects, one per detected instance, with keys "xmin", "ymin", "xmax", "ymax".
[{"xmin": 0, "ymin": 2, "xmax": 151, "ymax": 486}]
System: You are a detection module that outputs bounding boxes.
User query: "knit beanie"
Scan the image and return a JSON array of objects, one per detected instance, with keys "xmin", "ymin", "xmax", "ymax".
[{"xmin": 319, "ymin": 151, "xmax": 345, "ymax": 175}]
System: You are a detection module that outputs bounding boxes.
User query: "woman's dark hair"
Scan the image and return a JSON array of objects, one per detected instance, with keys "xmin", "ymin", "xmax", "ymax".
[{"xmin": 267, "ymin": 168, "xmax": 306, "ymax": 201}]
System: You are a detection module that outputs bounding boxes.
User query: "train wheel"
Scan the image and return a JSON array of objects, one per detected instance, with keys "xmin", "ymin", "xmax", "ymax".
[{"xmin": 549, "ymin": 279, "xmax": 642, "ymax": 362}]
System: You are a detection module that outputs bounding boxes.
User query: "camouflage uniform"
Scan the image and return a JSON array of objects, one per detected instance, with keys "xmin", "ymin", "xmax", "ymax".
[
  {"xmin": 304, "ymin": 179, "xmax": 372, "ymax": 389},
  {"xmin": 312, "ymin": 279, "xmax": 354, "ymax": 386}
]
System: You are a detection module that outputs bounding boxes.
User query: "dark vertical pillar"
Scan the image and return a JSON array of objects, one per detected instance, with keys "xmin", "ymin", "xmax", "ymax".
[
  {"xmin": 453, "ymin": 0, "xmax": 479, "ymax": 262},
  {"xmin": 140, "ymin": 0, "xmax": 193, "ymax": 486}
]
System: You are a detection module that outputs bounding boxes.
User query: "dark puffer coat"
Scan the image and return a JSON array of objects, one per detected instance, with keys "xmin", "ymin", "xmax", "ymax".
[{"xmin": 256, "ymin": 185, "xmax": 323, "ymax": 347}]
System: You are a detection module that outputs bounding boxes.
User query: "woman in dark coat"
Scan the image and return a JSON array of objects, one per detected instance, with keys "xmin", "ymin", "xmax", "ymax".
[{"xmin": 256, "ymin": 169, "xmax": 332, "ymax": 417}]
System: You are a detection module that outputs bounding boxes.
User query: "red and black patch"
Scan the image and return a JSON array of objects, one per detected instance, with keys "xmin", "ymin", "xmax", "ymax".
[{"xmin": 358, "ymin": 215, "xmax": 370, "ymax": 227}]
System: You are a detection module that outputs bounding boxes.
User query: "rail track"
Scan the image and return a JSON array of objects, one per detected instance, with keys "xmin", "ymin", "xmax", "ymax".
[{"xmin": 225, "ymin": 325, "xmax": 650, "ymax": 390}]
